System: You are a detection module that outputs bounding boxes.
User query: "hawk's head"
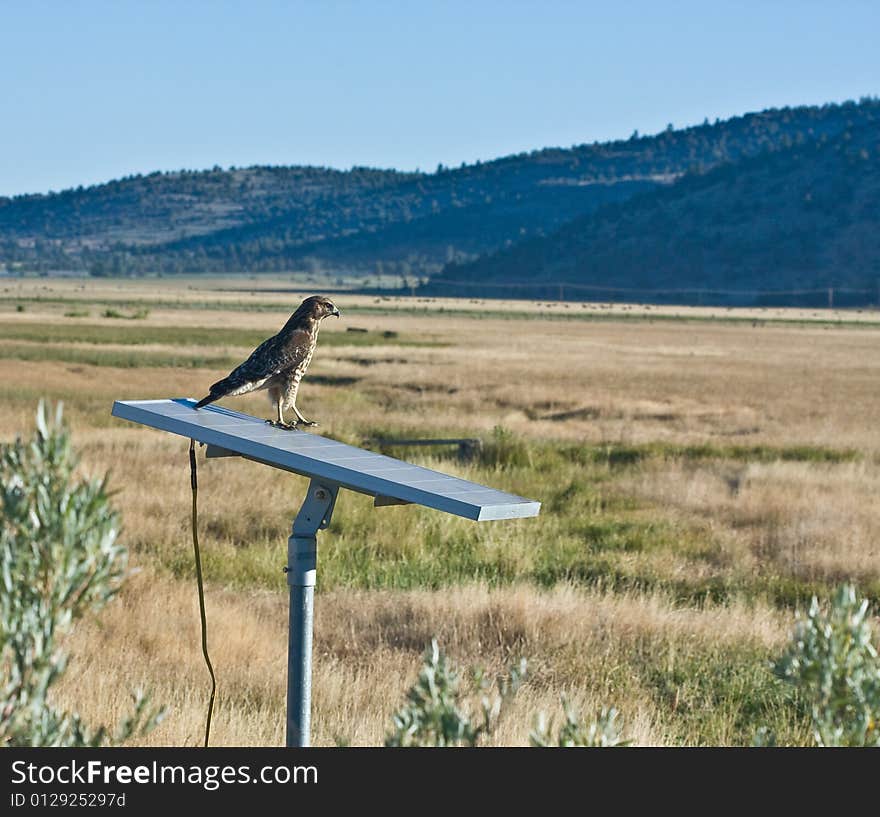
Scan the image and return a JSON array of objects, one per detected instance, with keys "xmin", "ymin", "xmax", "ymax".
[{"xmin": 299, "ymin": 295, "xmax": 341, "ymax": 320}]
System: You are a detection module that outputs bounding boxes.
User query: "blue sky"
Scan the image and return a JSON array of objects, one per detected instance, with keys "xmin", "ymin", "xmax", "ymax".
[{"xmin": 1, "ymin": 1, "xmax": 878, "ymax": 196}]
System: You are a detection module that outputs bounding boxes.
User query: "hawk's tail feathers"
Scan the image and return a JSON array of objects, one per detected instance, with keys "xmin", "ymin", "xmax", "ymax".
[{"xmin": 194, "ymin": 374, "xmax": 237, "ymax": 409}]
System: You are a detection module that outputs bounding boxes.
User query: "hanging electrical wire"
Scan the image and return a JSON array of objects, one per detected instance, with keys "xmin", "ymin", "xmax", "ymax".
[{"xmin": 189, "ymin": 438, "xmax": 216, "ymax": 747}]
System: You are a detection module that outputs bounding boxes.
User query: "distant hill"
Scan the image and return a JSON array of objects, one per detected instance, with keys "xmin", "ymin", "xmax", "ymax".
[
  {"xmin": 0, "ymin": 166, "xmax": 415, "ymax": 272},
  {"xmin": 433, "ymin": 118, "xmax": 880, "ymax": 306},
  {"xmin": 1, "ymin": 98, "xmax": 879, "ymax": 287}
]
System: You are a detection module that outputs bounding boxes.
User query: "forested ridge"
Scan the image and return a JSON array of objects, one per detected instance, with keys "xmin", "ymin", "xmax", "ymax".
[{"xmin": 2, "ymin": 98, "xmax": 878, "ymax": 305}]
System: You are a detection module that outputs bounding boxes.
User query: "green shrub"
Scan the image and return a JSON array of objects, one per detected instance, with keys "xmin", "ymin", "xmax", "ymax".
[
  {"xmin": 0, "ymin": 402, "xmax": 163, "ymax": 746},
  {"xmin": 386, "ymin": 640, "xmax": 630, "ymax": 747},
  {"xmin": 772, "ymin": 584, "xmax": 880, "ymax": 747},
  {"xmin": 480, "ymin": 426, "xmax": 533, "ymax": 469},
  {"xmin": 101, "ymin": 307, "xmax": 149, "ymax": 320},
  {"xmin": 531, "ymin": 700, "xmax": 629, "ymax": 747},
  {"xmin": 385, "ymin": 639, "xmax": 525, "ymax": 746}
]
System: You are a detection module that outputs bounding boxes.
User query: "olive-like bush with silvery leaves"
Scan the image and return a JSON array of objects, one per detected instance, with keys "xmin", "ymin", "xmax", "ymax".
[
  {"xmin": 383, "ymin": 639, "xmax": 627, "ymax": 747},
  {"xmin": 0, "ymin": 401, "xmax": 164, "ymax": 746},
  {"xmin": 762, "ymin": 584, "xmax": 880, "ymax": 747}
]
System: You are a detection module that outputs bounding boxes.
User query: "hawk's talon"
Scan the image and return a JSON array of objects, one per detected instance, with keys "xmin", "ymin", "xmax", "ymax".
[
  {"xmin": 266, "ymin": 419, "xmax": 299, "ymax": 431},
  {"xmin": 292, "ymin": 408, "xmax": 318, "ymax": 426}
]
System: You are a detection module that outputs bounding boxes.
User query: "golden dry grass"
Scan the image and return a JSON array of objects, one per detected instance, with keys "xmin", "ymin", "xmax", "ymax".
[
  {"xmin": 620, "ymin": 459, "xmax": 880, "ymax": 584},
  {"xmin": 3, "ymin": 276, "xmax": 878, "ymax": 746},
  {"xmin": 55, "ymin": 568, "xmax": 792, "ymax": 746},
  {"xmin": 5, "ymin": 276, "xmax": 880, "ymax": 452}
]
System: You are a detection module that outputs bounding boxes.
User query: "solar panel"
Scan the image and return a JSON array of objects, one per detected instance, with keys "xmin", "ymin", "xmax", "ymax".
[{"xmin": 111, "ymin": 398, "xmax": 541, "ymax": 521}]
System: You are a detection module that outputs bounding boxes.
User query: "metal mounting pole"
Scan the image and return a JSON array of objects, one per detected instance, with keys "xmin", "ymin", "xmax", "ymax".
[{"xmin": 285, "ymin": 479, "xmax": 338, "ymax": 747}]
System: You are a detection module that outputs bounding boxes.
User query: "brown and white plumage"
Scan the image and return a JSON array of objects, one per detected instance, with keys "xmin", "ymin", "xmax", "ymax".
[{"xmin": 194, "ymin": 295, "xmax": 340, "ymax": 428}]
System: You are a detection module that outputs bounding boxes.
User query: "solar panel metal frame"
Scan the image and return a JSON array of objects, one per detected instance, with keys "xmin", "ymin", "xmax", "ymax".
[{"xmin": 111, "ymin": 398, "xmax": 541, "ymax": 521}]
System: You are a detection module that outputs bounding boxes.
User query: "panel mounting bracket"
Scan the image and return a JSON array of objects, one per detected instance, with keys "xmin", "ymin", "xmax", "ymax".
[
  {"xmin": 205, "ymin": 444, "xmax": 237, "ymax": 459},
  {"xmin": 374, "ymin": 495, "xmax": 411, "ymax": 507},
  {"xmin": 285, "ymin": 479, "xmax": 338, "ymax": 748}
]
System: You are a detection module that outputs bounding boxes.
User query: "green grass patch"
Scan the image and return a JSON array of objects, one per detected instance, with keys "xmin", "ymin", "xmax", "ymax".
[
  {"xmin": 559, "ymin": 440, "xmax": 860, "ymax": 466},
  {"xmin": 0, "ymin": 320, "xmax": 440, "ymax": 349},
  {"xmin": 134, "ymin": 458, "xmax": 708, "ymax": 599},
  {"xmin": 0, "ymin": 343, "xmax": 236, "ymax": 369},
  {"xmin": 114, "ymin": 426, "xmax": 869, "ymax": 616},
  {"xmin": 102, "ymin": 307, "xmax": 150, "ymax": 319},
  {"xmin": 636, "ymin": 641, "xmax": 810, "ymax": 746},
  {"xmin": 384, "ymin": 430, "xmax": 860, "ymax": 474},
  {"xmin": 375, "ymin": 432, "xmax": 859, "ymax": 471},
  {"xmin": 128, "ymin": 431, "xmax": 867, "ymax": 609}
]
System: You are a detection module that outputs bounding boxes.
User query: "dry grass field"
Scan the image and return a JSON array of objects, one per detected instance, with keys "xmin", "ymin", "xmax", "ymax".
[{"xmin": 2, "ymin": 276, "xmax": 879, "ymax": 746}]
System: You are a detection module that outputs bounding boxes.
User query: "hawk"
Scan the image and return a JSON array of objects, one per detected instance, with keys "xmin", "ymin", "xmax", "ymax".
[{"xmin": 194, "ymin": 295, "xmax": 340, "ymax": 428}]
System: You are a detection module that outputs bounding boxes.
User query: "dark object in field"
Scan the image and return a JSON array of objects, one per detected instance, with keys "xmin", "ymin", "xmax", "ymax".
[
  {"xmin": 367, "ymin": 436, "xmax": 483, "ymax": 462},
  {"xmin": 346, "ymin": 326, "xmax": 369, "ymax": 333},
  {"xmin": 194, "ymin": 295, "xmax": 340, "ymax": 429}
]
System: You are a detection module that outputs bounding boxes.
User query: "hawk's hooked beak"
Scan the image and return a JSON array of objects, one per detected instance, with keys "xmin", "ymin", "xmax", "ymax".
[{"xmin": 331, "ymin": 306, "xmax": 341, "ymax": 318}]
